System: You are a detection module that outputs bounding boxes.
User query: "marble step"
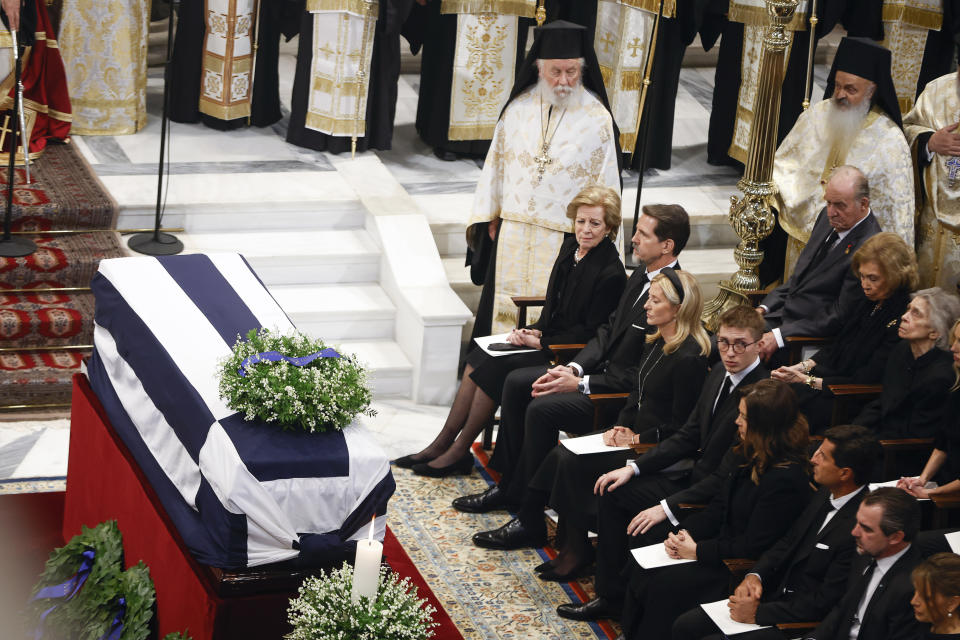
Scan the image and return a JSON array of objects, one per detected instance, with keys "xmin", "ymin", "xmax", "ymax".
[
  {"xmin": 180, "ymin": 230, "xmax": 381, "ymax": 285},
  {"xmin": 105, "ymin": 171, "xmax": 366, "ymax": 233},
  {"xmin": 442, "ymin": 247, "xmax": 739, "ymax": 314},
  {"xmin": 336, "ymin": 340, "xmax": 413, "ymax": 398},
  {"xmin": 268, "ymin": 283, "xmax": 396, "ymax": 341}
]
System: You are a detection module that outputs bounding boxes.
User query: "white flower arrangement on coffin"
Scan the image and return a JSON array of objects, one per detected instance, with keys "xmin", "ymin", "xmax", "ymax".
[
  {"xmin": 218, "ymin": 328, "xmax": 376, "ymax": 432},
  {"xmin": 287, "ymin": 563, "xmax": 437, "ymax": 640}
]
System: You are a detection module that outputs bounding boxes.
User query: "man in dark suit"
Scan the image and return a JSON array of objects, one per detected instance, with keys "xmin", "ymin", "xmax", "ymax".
[
  {"xmin": 558, "ymin": 305, "xmax": 769, "ymax": 621},
  {"xmin": 450, "ymin": 205, "xmax": 691, "ymax": 539},
  {"xmin": 757, "ymin": 165, "xmax": 883, "ymax": 363},
  {"xmin": 802, "ymin": 487, "xmax": 923, "ymax": 640},
  {"xmin": 671, "ymin": 425, "xmax": 883, "ymax": 640}
]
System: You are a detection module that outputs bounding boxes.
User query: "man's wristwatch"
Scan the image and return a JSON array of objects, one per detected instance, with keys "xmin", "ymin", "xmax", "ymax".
[{"xmin": 577, "ymin": 379, "xmax": 586, "ymax": 394}]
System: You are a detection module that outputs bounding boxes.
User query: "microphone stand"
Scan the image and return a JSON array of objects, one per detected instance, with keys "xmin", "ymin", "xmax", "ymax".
[
  {"xmin": 0, "ymin": 25, "xmax": 35, "ymax": 257},
  {"xmin": 128, "ymin": 0, "xmax": 183, "ymax": 256}
]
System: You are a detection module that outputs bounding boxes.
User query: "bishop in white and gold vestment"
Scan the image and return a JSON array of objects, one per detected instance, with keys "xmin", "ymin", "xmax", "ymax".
[
  {"xmin": 904, "ymin": 66, "xmax": 960, "ymax": 290},
  {"xmin": 773, "ymin": 38, "xmax": 914, "ymax": 275},
  {"xmin": 468, "ymin": 21, "xmax": 621, "ymax": 336}
]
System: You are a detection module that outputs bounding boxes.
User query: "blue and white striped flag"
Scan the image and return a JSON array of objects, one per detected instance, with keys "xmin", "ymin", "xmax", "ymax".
[{"xmin": 86, "ymin": 253, "xmax": 394, "ymax": 569}]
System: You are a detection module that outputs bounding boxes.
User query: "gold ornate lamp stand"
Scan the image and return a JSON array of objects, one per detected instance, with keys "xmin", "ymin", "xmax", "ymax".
[{"xmin": 702, "ymin": 0, "xmax": 798, "ymax": 329}]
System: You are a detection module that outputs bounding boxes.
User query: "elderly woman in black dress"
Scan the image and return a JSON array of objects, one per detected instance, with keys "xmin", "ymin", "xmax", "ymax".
[
  {"xmin": 898, "ymin": 319, "xmax": 960, "ymax": 499},
  {"xmin": 854, "ymin": 287, "xmax": 960, "ymax": 476},
  {"xmin": 619, "ymin": 379, "xmax": 812, "ymax": 640},
  {"xmin": 771, "ymin": 232, "xmax": 917, "ymax": 432},
  {"xmin": 471, "ymin": 269, "xmax": 710, "ymax": 579},
  {"xmin": 395, "ymin": 185, "xmax": 627, "ymax": 477}
]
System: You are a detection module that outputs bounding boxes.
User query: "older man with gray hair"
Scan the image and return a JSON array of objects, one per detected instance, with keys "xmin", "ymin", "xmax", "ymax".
[{"xmin": 756, "ymin": 165, "xmax": 882, "ymax": 364}]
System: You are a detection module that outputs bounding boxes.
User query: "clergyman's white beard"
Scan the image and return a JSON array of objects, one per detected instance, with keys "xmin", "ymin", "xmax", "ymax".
[
  {"xmin": 538, "ymin": 76, "xmax": 580, "ymax": 108},
  {"xmin": 825, "ymin": 96, "xmax": 871, "ymax": 148}
]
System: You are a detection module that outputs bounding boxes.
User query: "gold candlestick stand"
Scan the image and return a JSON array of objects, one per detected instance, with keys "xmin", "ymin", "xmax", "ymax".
[{"xmin": 702, "ymin": 0, "xmax": 798, "ymax": 330}]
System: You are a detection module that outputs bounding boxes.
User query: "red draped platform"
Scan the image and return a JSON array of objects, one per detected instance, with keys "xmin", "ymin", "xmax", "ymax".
[{"xmin": 63, "ymin": 374, "xmax": 461, "ymax": 639}]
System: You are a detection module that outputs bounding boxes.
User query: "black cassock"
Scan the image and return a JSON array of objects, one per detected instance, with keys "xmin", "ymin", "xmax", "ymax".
[
  {"xmin": 705, "ymin": 0, "xmax": 883, "ymax": 168},
  {"xmin": 168, "ymin": 0, "xmax": 301, "ymax": 130},
  {"xmin": 286, "ymin": 0, "xmax": 415, "ymax": 153}
]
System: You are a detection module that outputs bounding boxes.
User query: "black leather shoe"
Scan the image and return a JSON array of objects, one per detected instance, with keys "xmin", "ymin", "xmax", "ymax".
[
  {"xmin": 452, "ymin": 485, "xmax": 508, "ymax": 513},
  {"xmin": 472, "ymin": 518, "xmax": 547, "ymax": 550},
  {"xmin": 411, "ymin": 453, "xmax": 474, "ymax": 478},
  {"xmin": 556, "ymin": 597, "xmax": 621, "ymax": 622},
  {"xmin": 533, "ymin": 559, "xmax": 554, "ymax": 573},
  {"xmin": 537, "ymin": 561, "xmax": 594, "ymax": 583},
  {"xmin": 393, "ymin": 453, "xmax": 431, "ymax": 469}
]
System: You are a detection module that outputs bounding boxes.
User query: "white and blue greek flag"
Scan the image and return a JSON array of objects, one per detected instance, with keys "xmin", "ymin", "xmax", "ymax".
[{"xmin": 86, "ymin": 253, "xmax": 394, "ymax": 569}]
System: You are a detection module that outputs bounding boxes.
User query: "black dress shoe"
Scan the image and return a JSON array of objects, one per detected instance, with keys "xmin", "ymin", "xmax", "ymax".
[
  {"xmin": 556, "ymin": 597, "xmax": 621, "ymax": 621},
  {"xmin": 452, "ymin": 485, "xmax": 508, "ymax": 513},
  {"xmin": 411, "ymin": 453, "xmax": 474, "ymax": 478},
  {"xmin": 537, "ymin": 561, "xmax": 594, "ymax": 583},
  {"xmin": 393, "ymin": 453, "xmax": 431, "ymax": 469},
  {"xmin": 472, "ymin": 517, "xmax": 547, "ymax": 550},
  {"xmin": 533, "ymin": 559, "xmax": 555, "ymax": 573}
]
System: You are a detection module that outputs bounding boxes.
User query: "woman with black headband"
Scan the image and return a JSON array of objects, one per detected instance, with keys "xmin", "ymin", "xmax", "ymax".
[{"xmin": 471, "ymin": 268, "xmax": 711, "ymax": 582}]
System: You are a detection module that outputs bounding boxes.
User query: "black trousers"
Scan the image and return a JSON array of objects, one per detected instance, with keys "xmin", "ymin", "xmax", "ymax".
[
  {"xmin": 489, "ymin": 365, "xmax": 596, "ymax": 504},
  {"xmin": 672, "ymin": 604, "xmax": 791, "ymax": 640},
  {"xmin": 595, "ymin": 473, "xmax": 688, "ymax": 602},
  {"xmin": 621, "ymin": 561, "xmax": 731, "ymax": 640}
]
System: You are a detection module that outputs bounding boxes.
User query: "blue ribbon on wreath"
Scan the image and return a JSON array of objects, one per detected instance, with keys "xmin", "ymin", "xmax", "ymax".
[
  {"xmin": 31, "ymin": 547, "xmax": 96, "ymax": 640},
  {"xmin": 238, "ymin": 348, "xmax": 342, "ymax": 377},
  {"xmin": 97, "ymin": 597, "xmax": 126, "ymax": 640}
]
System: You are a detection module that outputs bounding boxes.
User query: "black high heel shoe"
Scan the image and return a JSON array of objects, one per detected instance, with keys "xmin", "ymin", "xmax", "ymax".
[
  {"xmin": 411, "ymin": 453, "xmax": 474, "ymax": 477},
  {"xmin": 393, "ymin": 453, "xmax": 433, "ymax": 469},
  {"xmin": 533, "ymin": 559, "xmax": 555, "ymax": 573}
]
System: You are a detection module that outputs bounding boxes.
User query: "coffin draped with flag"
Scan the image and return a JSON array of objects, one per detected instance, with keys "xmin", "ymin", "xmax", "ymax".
[{"xmin": 85, "ymin": 253, "xmax": 394, "ymax": 569}]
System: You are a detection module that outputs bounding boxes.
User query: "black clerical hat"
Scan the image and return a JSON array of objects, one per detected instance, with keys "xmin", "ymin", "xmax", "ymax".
[
  {"xmin": 534, "ymin": 20, "xmax": 585, "ymax": 59},
  {"xmin": 823, "ymin": 37, "xmax": 902, "ymax": 127}
]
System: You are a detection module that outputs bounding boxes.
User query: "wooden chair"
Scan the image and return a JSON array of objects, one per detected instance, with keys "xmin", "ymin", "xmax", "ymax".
[
  {"xmin": 783, "ymin": 335, "xmax": 831, "ymax": 367},
  {"xmin": 826, "ymin": 383, "xmax": 882, "ymax": 426},
  {"xmin": 878, "ymin": 437, "xmax": 935, "ymax": 480},
  {"xmin": 931, "ymin": 491, "xmax": 960, "ymax": 529}
]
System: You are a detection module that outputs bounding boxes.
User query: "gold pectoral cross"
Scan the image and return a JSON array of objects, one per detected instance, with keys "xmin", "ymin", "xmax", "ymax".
[{"xmin": 534, "ymin": 143, "xmax": 552, "ymax": 184}]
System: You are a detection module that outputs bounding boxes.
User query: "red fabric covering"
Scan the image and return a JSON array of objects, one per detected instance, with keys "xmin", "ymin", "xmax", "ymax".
[
  {"xmin": 1, "ymin": 0, "xmax": 71, "ymax": 157},
  {"xmin": 383, "ymin": 526, "xmax": 463, "ymax": 640},
  {"xmin": 64, "ymin": 374, "xmax": 459, "ymax": 639}
]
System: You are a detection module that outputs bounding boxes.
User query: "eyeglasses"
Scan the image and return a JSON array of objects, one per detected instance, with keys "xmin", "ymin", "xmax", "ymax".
[{"xmin": 716, "ymin": 338, "xmax": 759, "ymax": 354}]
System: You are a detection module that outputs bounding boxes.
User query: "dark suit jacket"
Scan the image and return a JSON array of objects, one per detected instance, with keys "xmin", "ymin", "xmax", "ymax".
[
  {"xmin": 681, "ymin": 460, "xmax": 813, "ymax": 566},
  {"xmin": 753, "ymin": 485, "xmax": 868, "ymax": 625},
  {"xmin": 573, "ymin": 263, "xmax": 677, "ymax": 394},
  {"xmin": 809, "ymin": 544, "xmax": 924, "ymax": 640},
  {"xmin": 632, "ymin": 362, "xmax": 770, "ymax": 511},
  {"xmin": 530, "ymin": 235, "xmax": 627, "ymax": 346},
  {"xmin": 761, "ymin": 209, "xmax": 882, "ymax": 339}
]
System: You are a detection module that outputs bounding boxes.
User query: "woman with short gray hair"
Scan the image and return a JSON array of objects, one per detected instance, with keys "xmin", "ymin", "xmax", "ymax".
[{"xmin": 853, "ymin": 287, "xmax": 960, "ymax": 477}]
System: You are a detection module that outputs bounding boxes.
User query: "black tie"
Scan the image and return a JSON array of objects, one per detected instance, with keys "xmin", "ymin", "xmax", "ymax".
[
  {"xmin": 812, "ymin": 230, "xmax": 840, "ymax": 266},
  {"xmin": 632, "ymin": 271, "xmax": 650, "ymax": 308},
  {"xmin": 844, "ymin": 559, "xmax": 878, "ymax": 636},
  {"xmin": 713, "ymin": 375, "xmax": 733, "ymax": 415}
]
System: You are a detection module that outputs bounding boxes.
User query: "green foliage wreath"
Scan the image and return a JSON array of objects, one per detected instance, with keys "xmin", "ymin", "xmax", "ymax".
[{"xmin": 218, "ymin": 328, "xmax": 376, "ymax": 433}]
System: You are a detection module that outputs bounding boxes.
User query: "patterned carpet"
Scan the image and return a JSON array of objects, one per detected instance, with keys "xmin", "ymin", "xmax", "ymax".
[
  {"xmin": 0, "ymin": 142, "xmax": 122, "ymax": 408},
  {"xmin": 388, "ymin": 445, "xmax": 621, "ymax": 640}
]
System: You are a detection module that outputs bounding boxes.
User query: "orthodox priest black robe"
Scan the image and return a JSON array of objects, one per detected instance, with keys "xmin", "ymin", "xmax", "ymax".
[
  {"xmin": 286, "ymin": 0, "xmax": 414, "ymax": 153},
  {"xmin": 168, "ymin": 0, "xmax": 300, "ymax": 130}
]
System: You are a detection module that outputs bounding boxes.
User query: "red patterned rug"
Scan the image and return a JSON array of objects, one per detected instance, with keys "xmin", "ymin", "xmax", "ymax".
[{"xmin": 0, "ymin": 142, "xmax": 121, "ymax": 408}]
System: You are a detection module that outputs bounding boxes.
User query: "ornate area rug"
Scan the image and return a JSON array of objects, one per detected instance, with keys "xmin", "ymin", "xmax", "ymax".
[
  {"xmin": 0, "ymin": 142, "xmax": 122, "ymax": 409},
  {"xmin": 388, "ymin": 444, "xmax": 621, "ymax": 640}
]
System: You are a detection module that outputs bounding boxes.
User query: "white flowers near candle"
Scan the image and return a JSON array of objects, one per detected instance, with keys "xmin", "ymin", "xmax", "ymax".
[{"xmin": 351, "ymin": 516, "xmax": 382, "ymax": 604}]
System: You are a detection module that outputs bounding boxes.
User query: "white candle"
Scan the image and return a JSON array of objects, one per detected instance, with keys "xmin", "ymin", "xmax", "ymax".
[{"xmin": 351, "ymin": 517, "xmax": 382, "ymax": 604}]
